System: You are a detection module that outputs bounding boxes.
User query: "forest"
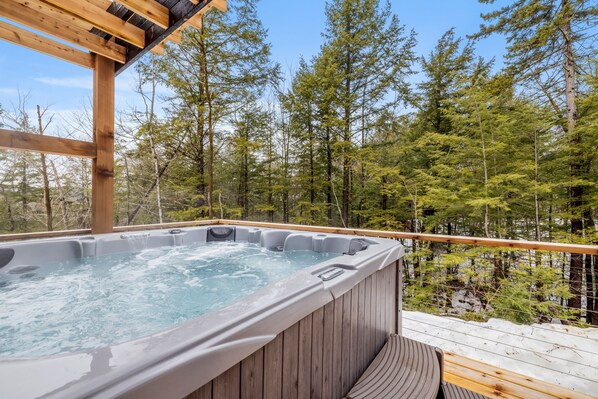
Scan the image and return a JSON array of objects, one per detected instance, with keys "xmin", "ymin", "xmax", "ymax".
[{"xmin": 0, "ymin": 0, "xmax": 596, "ymax": 325}]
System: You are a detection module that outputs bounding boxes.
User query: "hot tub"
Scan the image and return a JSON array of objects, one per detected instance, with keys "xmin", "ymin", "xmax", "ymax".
[{"xmin": 0, "ymin": 225, "xmax": 404, "ymax": 399}]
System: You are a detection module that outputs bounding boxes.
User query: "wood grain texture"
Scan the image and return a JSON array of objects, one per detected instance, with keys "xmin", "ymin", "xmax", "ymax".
[
  {"xmin": 349, "ymin": 284, "xmax": 359, "ymax": 384},
  {"xmin": 213, "ymin": 363, "xmax": 240, "ymax": 399},
  {"xmin": 282, "ymin": 322, "xmax": 299, "ymax": 399},
  {"xmin": 0, "ymin": 128, "xmax": 96, "ymax": 158},
  {"xmin": 332, "ymin": 296, "xmax": 344, "ymax": 399},
  {"xmin": 444, "ymin": 352, "xmax": 596, "ymax": 399},
  {"xmin": 91, "ymin": 55, "xmax": 115, "ymax": 234},
  {"xmin": 240, "ymin": 349, "xmax": 263, "ymax": 399},
  {"xmin": 184, "ymin": 381, "xmax": 211, "ymax": 399},
  {"xmin": 13, "ymin": 0, "xmax": 95, "ymax": 31},
  {"xmin": 0, "ymin": 20, "xmax": 94, "ymax": 68},
  {"xmin": 310, "ymin": 307, "xmax": 324, "ymax": 399},
  {"xmin": 0, "ymin": 0, "xmax": 126, "ymax": 63},
  {"xmin": 263, "ymin": 333, "xmax": 283, "ymax": 399},
  {"xmin": 357, "ymin": 277, "xmax": 367, "ymax": 377},
  {"xmin": 321, "ymin": 301, "xmax": 335, "ymax": 399},
  {"xmin": 297, "ymin": 315, "xmax": 312, "ymax": 399},
  {"xmin": 41, "ymin": 0, "xmax": 145, "ymax": 47},
  {"xmin": 113, "ymin": 0, "xmax": 169, "ymax": 29},
  {"xmin": 341, "ymin": 290, "xmax": 353, "ymax": 396}
]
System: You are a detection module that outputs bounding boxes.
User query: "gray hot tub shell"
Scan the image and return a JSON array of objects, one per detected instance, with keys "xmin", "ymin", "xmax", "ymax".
[{"xmin": 0, "ymin": 225, "xmax": 404, "ymax": 399}]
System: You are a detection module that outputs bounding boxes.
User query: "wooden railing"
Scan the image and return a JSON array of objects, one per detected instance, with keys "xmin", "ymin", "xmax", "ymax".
[{"xmin": 1, "ymin": 219, "xmax": 596, "ymax": 256}]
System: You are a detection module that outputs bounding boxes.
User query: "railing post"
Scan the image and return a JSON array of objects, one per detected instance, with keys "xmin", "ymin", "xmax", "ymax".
[{"xmin": 91, "ymin": 54, "xmax": 115, "ymax": 234}]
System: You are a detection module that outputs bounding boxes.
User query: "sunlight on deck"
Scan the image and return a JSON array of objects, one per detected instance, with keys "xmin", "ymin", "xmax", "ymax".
[{"xmin": 446, "ymin": 352, "xmax": 595, "ymax": 399}]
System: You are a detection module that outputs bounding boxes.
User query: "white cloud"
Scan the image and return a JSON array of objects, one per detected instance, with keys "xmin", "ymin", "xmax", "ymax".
[
  {"xmin": 34, "ymin": 73, "xmax": 170, "ymax": 95},
  {"xmin": 0, "ymin": 88, "xmax": 18, "ymax": 95},
  {"xmin": 34, "ymin": 76, "xmax": 93, "ymax": 90}
]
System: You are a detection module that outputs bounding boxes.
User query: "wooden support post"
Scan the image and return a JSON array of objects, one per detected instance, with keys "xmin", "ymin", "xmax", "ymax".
[{"xmin": 92, "ymin": 55, "xmax": 115, "ymax": 234}]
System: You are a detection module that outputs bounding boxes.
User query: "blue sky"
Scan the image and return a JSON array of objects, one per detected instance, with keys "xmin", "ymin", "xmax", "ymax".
[{"xmin": 0, "ymin": 0, "xmax": 506, "ymax": 125}]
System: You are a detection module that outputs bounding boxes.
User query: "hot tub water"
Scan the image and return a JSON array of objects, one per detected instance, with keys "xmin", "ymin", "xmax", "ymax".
[{"xmin": 0, "ymin": 241, "xmax": 338, "ymax": 358}]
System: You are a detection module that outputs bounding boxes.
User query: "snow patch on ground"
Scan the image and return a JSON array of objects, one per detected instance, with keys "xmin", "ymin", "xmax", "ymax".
[{"xmin": 402, "ymin": 311, "xmax": 598, "ymax": 396}]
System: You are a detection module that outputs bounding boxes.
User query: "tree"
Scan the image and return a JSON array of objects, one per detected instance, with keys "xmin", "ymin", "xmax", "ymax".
[
  {"xmin": 158, "ymin": 0, "xmax": 278, "ymax": 219},
  {"xmin": 475, "ymin": 0, "xmax": 598, "ymax": 315},
  {"xmin": 412, "ymin": 29, "xmax": 474, "ymax": 235},
  {"xmin": 321, "ymin": 0, "xmax": 417, "ymax": 226}
]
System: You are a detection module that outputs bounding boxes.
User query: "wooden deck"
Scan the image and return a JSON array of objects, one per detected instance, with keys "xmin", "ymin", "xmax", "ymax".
[{"xmin": 445, "ymin": 352, "xmax": 596, "ymax": 399}]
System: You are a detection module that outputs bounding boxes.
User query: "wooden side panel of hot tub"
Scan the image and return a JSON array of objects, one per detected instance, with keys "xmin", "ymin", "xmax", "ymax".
[{"xmin": 184, "ymin": 260, "xmax": 401, "ymax": 399}]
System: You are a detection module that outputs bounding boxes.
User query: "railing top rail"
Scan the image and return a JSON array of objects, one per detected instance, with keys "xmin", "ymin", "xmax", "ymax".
[
  {"xmin": 0, "ymin": 218, "xmax": 596, "ymax": 255},
  {"xmin": 219, "ymin": 220, "xmax": 598, "ymax": 255}
]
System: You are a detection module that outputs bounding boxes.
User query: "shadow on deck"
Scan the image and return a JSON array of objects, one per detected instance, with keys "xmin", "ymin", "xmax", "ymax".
[{"xmin": 445, "ymin": 352, "xmax": 595, "ymax": 399}]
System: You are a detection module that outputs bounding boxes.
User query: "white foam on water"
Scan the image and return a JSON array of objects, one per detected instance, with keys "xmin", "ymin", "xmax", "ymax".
[{"xmin": 0, "ymin": 242, "xmax": 338, "ymax": 358}]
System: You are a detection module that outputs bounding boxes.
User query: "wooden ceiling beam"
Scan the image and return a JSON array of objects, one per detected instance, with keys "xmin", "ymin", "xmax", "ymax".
[
  {"xmin": 189, "ymin": 0, "xmax": 226, "ymax": 12},
  {"xmin": 113, "ymin": 0, "xmax": 170, "ymax": 29},
  {"xmin": 40, "ymin": 0, "xmax": 146, "ymax": 48},
  {"xmin": 185, "ymin": 13, "xmax": 203, "ymax": 30},
  {"xmin": 150, "ymin": 42, "xmax": 164, "ymax": 56},
  {"xmin": 13, "ymin": 0, "xmax": 95, "ymax": 31},
  {"xmin": 85, "ymin": 0, "xmax": 113, "ymax": 10},
  {"xmin": 0, "ymin": 20, "xmax": 94, "ymax": 69},
  {"xmin": 168, "ymin": 30, "xmax": 182, "ymax": 44},
  {"xmin": 0, "ymin": 0, "xmax": 126, "ymax": 63},
  {"xmin": 0, "ymin": 128, "xmax": 97, "ymax": 158},
  {"xmin": 211, "ymin": 0, "xmax": 227, "ymax": 12},
  {"xmin": 116, "ymin": 0, "xmax": 212, "ymax": 74}
]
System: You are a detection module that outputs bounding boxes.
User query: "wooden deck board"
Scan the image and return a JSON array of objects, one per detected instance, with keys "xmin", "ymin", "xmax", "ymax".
[{"xmin": 445, "ymin": 352, "xmax": 596, "ymax": 399}]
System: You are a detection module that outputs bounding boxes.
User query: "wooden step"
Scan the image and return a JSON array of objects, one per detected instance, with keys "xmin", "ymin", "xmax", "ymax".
[
  {"xmin": 345, "ymin": 334, "xmax": 442, "ymax": 399},
  {"xmin": 443, "ymin": 382, "xmax": 492, "ymax": 399}
]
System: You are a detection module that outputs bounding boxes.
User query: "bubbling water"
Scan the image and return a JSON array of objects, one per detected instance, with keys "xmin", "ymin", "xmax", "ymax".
[{"xmin": 0, "ymin": 241, "xmax": 338, "ymax": 358}]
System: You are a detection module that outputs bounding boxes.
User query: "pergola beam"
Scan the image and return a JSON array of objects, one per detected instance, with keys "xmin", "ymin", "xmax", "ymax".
[
  {"xmin": 0, "ymin": 0, "xmax": 126, "ymax": 64},
  {"xmin": 0, "ymin": 20, "xmax": 94, "ymax": 69},
  {"xmin": 113, "ymin": 0, "xmax": 170, "ymax": 29},
  {"xmin": 14, "ymin": 0, "xmax": 95, "ymax": 31},
  {"xmin": 40, "ymin": 0, "xmax": 146, "ymax": 48},
  {"xmin": 0, "ymin": 129, "xmax": 97, "ymax": 158},
  {"xmin": 115, "ymin": 0, "xmax": 212, "ymax": 74},
  {"xmin": 91, "ymin": 56, "xmax": 115, "ymax": 234}
]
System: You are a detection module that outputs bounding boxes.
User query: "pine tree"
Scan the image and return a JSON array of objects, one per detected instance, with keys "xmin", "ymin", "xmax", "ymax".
[
  {"xmin": 475, "ymin": 0, "xmax": 598, "ymax": 316},
  {"xmin": 157, "ymin": 0, "xmax": 278, "ymax": 219},
  {"xmin": 321, "ymin": 0, "xmax": 416, "ymax": 226}
]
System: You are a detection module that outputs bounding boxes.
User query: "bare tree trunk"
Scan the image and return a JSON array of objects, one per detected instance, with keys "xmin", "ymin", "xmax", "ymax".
[
  {"xmin": 199, "ymin": 27, "xmax": 214, "ymax": 219},
  {"xmin": 267, "ymin": 127, "xmax": 274, "ymax": 223},
  {"xmin": 0, "ymin": 188, "xmax": 16, "ymax": 232},
  {"xmin": 127, "ymin": 137, "xmax": 186, "ymax": 225},
  {"xmin": 147, "ymin": 61, "xmax": 163, "ymax": 224},
  {"xmin": 533, "ymin": 129, "xmax": 541, "ymax": 241},
  {"xmin": 341, "ymin": 11, "xmax": 353, "ymax": 228},
  {"xmin": 308, "ymin": 106, "xmax": 316, "ymax": 222},
  {"xmin": 358, "ymin": 80, "xmax": 367, "ymax": 228},
  {"xmin": 326, "ymin": 126, "xmax": 333, "ymax": 224},
  {"xmin": 36, "ymin": 105, "xmax": 53, "ymax": 231},
  {"xmin": 342, "ymin": 99, "xmax": 351, "ymax": 227},
  {"xmin": 128, "ymin": 161, "xmax": 169, "ymax": 225},
  {"xmin": 81, "ymin": 159, "xmax": 91, "ymax": 228},
  {"xmin": 474, "ymin": 100, "xmax": 490, "ymax": 238},
  {"xmin": 562, "ymin": 0, "xmax": 582, "ymax": 313},
  {"xmin": 49, "ymin": 160, "xmax": 68, "ymax": 229},
  {"xmin": 149, "ymin": 135, "xmax": 163, "ymax": 224},
  {"xmin": 123, "ymin": 155, "xmax": 131, "ymax": 225}
]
